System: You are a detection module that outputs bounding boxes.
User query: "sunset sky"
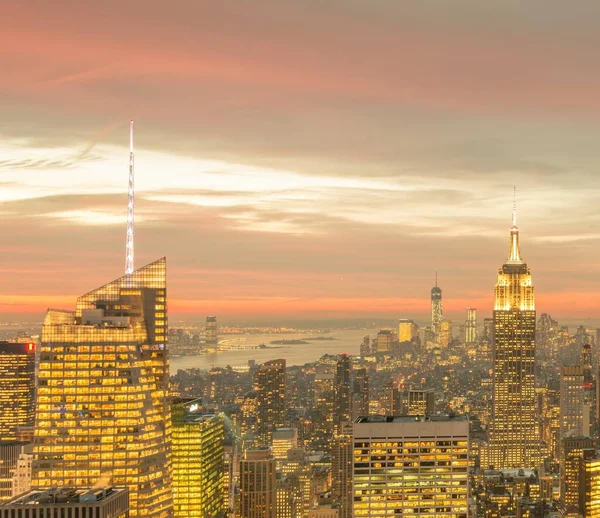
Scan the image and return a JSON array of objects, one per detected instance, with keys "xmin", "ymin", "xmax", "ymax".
[{"xmin": 2, "ymin": 1, "xmax": 600, "ymax": 322}]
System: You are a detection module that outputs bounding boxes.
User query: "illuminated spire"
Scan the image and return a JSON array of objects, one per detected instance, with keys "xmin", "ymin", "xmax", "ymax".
[
  {"xmin": 507, "ymin": 186, "xmax": 522, "ymax": 264},
  {"xmin": 125, "ymin": 120, "xmax": 135, "ymax": 275}
]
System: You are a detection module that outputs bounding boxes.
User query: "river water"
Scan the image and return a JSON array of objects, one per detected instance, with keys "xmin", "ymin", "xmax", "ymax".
[{"xmin": 170, "ymin": 328, "xmax": 378, "ymax": 372}]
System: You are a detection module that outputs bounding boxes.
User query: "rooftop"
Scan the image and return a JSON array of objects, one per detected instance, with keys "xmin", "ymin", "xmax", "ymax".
[
  {"xmin": 5, "ymin": 487, "xmax": 127, "ymax": 506},
  {"xmin": 355, "ymin": 414, "xmax": 468, "ymax": 424}
]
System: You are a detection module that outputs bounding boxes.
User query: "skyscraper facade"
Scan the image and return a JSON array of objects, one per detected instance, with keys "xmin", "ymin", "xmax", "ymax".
[
  {"xmin": 580, "ymin": 456, "xmax": 600, "ymax": 517},
  {"xmin": 353, "ymin": 415, "xmax": 469, "ymax": 517},
  {"xmin": 331, "ymin": 425, "xmax": 352, "ymax": 518},
  {"xmin": 431, "ymin": 280, "xmax": 443, "ymax": 338},
  {"xmin": 488, "ymin": 210, "xmax": 540, "ymax": 470},
  {"xmin": 31, "ymin": 258, "xmax": 172, "ymax": 517},
  {"xmin": 171, "ymin": 399, "xmax": 225, "ymax": 518},
  {"xmin": 398, "ymin": 320, "xmax": 419, "ymax": 343},
  {"xmin": 439, "ymin": 319, "xmax": 452, "ymax": 348},
  {"xmin": 255, "ymin": 360, "xmax": 286, "ymax": 446},
  {"xmin": 465, "ymin": 308, "xmax": 477, "ymax": 345},
  {"xmin": 404, "ymin": 388, "xmax": 435, "ymax": 416},
  {"xmin": 560, "ymin": 366, "xmax": 585, "ymax": 439},
  {"xmin": 334, "ymin": 354, "xmax": 351, "ymax": 433},
  {"xmin": 205, "ymin": 316, "xmax": 218, "ymax": 351},
  {"xmin": 239, "ymin": 448, "xmax": 277, "ymax": 518},
  {"xmin": 0, "ymin": 342, "xmax": 35, "ymax": 442}
]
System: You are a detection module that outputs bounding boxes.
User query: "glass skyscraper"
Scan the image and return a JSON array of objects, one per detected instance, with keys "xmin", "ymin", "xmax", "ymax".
[
  {"xmin": 488, "ymin": 213, "xmax": 540, "ymax": 470},
  {"xmin": 31, "ymin": 258, "xmax": 173, "ymax": 517},
  {"xmin": 171, "ymin": 399, "xmax": 225, "ymax": 518},
  {"xmin": 0, "ymin": 342, "xmax": 35, "ymax": 442}
]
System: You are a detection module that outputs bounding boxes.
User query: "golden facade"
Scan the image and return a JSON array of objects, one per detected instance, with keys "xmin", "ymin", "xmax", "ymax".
[
  {"xmin": 171, "ymin": 400, "xmax": 225, "ymax": 517},
  {"xmin": 32, "ymin": 258, "xmax": 172, "ymax": 517},
  {"xmin": 0, "ymin": 342, "xmax": 35, "ymax": 442},
  {"xmin": 581, "ymin": 457, "xmax": 600, "ymax": 518},
  {"xmin": 489, "ymin": 217, "xmax": 540, "ymax": 470},
  {"xmin": 353, "ymin": 416, "xmax": 469, "ymax": 518}
]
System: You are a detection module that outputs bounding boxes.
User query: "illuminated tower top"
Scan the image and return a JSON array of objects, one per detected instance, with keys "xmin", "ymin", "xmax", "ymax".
[
  {"xmin": 494, "ymin": 189, "xmax": 534, "ymax": 311},
  {"xmin": 507, "ymin": 186, "xmax": 522, "ymax": 265}
]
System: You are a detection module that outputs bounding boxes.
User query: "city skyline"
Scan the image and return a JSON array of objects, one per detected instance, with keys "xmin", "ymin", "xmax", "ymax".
[{"xmin": 3, "ymin": 2, "xmax": 600, "ymax": 320}]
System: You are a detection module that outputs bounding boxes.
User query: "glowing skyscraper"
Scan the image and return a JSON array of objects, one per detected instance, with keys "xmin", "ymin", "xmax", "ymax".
[
  {"xmin": 488, "ymin": 198, "xmax": 540, "ymax": 470},
  {"xmin": 430, "ymin": 273, "xmax": 443, "ymax": 337},
  {"xmin": 171, "ymin": 399, "xmax": 225, "ymax": 518},
  {"xmin": 255, "ymin": 360, "xmax": 286, "ymax": 446},
  {"xmin": 32, "ymin": 258, "xmax": 172, "ymax": 517}
]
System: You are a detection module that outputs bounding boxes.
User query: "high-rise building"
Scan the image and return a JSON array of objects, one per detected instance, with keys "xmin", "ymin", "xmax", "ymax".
[
  {"xmin": 353, "ymin": 415, "xmax": 469, "ymax": 517},
  {"xmin": 488, "ymin": 207, "xmax": 540, "ymax": 470},
  {"xmin": 560, "ymin": 366, "xmax": 586, "ymax": 439},
  {"xmin": 256, "ymin": 360, "xmax": 286, "ymax": 446},
  {"xmin": 387, "ymin": 382, "xmax": 403, "ymax": 415},
  {"xmin": 279, "ymin": 449, "xmax": 313, "ymax": 518},
  {"xmin": 11, "ymin": 444, "xmax": 32, "ymax": 498},
  {"xmin": 431, "ymin": 275, "xmax": 443, "ymax": 337},
  {"xmin": 0, "ymin": 443, "xmax": 25, "ymax": 502},
  {"xmin": 579, "ymin": 456, "xmax": 600, "ymax": 517},
  {"xmin": 404, "ymin": 388, "xmax": 435, "ymax": 416},
  {"xmin": 240, "ymin": 448, "xmax": 277, "ymax": 518},
  {"xmin": 331, "ymin": 425, "xmax": 352, "ymax": 518},
  {"xmin": 439, "ymin": 319, "xmax": 452, "ymax": 347},
  {"xmin": 375, "ymin": 330, "xmax": 395, "ymax": 353},
  {"xmin": 334, "ymin": 354, "xmax": 351, "ymax": 433},
  {"xmin": 582, "ymin": 344, "xmax": 596, "ymax": 438},
  {"xmin": 465, "ymin": 308, "xmax": 477, "ymax": 344},
  {"xmin": 31, "ymin": 258, "xmax": 172, "ymax": 517},
  {"xmin": 0, "ymin": 487, "xmax": 129, "ymax": 518},
  {"xmin": 272, "ymin": 428, "xmax": 298, "ymax": 460},
  {"xmin": 276, "ymin": 474, "xmax": 303, "ymax": 518},
  {"xmin": 352, "ymin": 367, "xmax": 369, "ymax": 419},
  {"xmin": 483, "ymin": 318, "xmax": 494, "ymax": 344},
  {"xmin": 206, "ymin": 316, "xmax": 218, "ymax": 351},
  {"xmin": 359, "ymin": 336, "xmax": 371, "ymax": 358},
  {"xmin": 0, "ymin": 342, "xmax": 35, "ymax": 442},
  {"xmin": 171, "ymin": 399, "xmax": 225, "ymax": 518},
  {"xmin": 560, "ymin": 436, "xmax": 595, "ymax": 506},
  {"xmin": 398, "ymin": 319, "xmax": 419, "ymax": 343}
]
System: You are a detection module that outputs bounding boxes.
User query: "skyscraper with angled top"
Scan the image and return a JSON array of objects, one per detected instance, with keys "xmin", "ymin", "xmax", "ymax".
[
  {"xmin": 31, "ymin": 258, "xmax": 172, "ymax": 517},
  {"xmin": 488, "ymin": 194, "xmax": 540, "ymax": 470}
]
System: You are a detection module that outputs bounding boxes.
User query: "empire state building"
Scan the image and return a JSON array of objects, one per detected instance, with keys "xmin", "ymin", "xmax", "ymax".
[{"xmin": 488, "ymin": 204, "xmax": 540, "ymax": 470}]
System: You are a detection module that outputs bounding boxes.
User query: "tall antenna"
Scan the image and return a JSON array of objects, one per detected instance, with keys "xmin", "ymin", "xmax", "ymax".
[
  {"xmin": 512, "ymin": 185, "xmax": 517, "ymax": 228},
  {"xmin": 125, "ymin": 119, "xmax": 135, "ymax": 275},
  {"xmin": 435, "ymin": 270, "xmax": 438, "ymax": 287}
]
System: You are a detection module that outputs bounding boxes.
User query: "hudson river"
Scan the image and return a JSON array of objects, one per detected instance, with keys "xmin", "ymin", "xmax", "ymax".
[{"xmin": 170, "ymin": 328, "xmax": 378, "ymax": 372}]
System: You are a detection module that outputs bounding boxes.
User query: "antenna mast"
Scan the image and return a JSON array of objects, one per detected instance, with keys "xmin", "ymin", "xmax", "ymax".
[{"xmin": 125, "ymin": 120, "xmax": 135, "ymax": 275}]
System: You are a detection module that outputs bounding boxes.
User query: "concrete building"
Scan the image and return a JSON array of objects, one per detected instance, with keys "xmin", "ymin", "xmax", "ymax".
[
  {"xmin": 353, "ymin": 415, "xmax": 469, "ymax": 517},
  {"xmin": 240, "ymin": 448, "xmax": 277, "ymax": 518},
  {"xmin": 560, "ymin": 366, "xmax": 586, "ymax": 439}
]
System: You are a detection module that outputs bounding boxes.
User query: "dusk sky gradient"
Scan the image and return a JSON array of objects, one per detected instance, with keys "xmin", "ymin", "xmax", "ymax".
[{"xmin": 2, "ymin": 0, "xmax": 600, "ymax": 322}]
